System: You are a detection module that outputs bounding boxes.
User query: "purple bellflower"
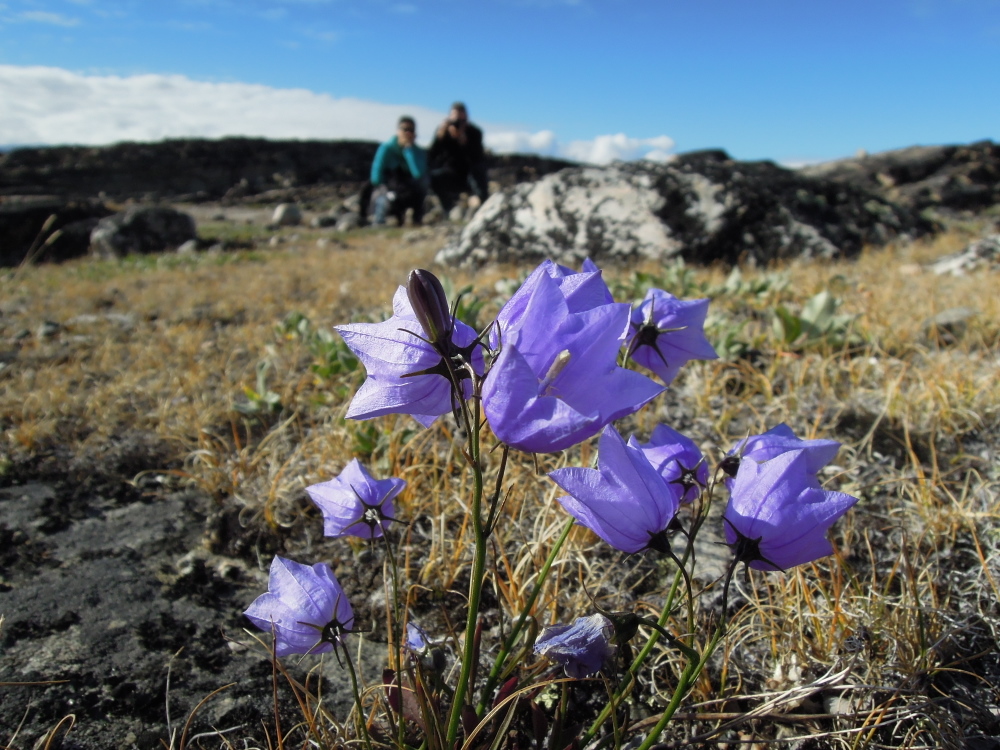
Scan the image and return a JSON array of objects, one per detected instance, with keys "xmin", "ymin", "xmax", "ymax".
[
  {"xmin": 490, "ymin": 259, "xmax": 614, "ymax": 348},
  {"xmin": 335, "ymin": 282, "xmax": 484, "ymax": 427},
  {"xmin": 244, "ymin": 556, "xmax": 354, "ymax": 657},
  {"xmin": 534, "ymin": 613, "xmax": 614, "ymax": 678},
  {"xmin": 723, "ymin": 449, "xmax": 858, "ymax": 571},
  {"xmin": 305, "ymin": 458, "xmax": 405, "ymax": 539},
  {"xmin": 635, "ymin": 423, "xmax": 708, "ymax": 503},
  {"xmin": 549, "ymin": 425, "xmax": 681, "ymax": 554},
  {"xmin": 483, "ymin": 265, "xmax": 663, "ymax": 453},
  {"xmin": 626, "ymin": 289, "xmax": 718, "ymax": 385},
  {"xmin": 722, "ymin": 423, "xmax": 841, "ymax": 486}
]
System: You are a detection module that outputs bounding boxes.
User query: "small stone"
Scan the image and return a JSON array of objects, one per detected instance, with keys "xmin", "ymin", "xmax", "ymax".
[{"xmin": 271, "ymin": 203, "xmax": 302, "ymax": 226}]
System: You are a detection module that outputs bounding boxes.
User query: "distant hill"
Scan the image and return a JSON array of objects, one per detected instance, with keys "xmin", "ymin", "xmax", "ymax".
[{"xmin": 0, "ymin": 137, "xmax": 578, "ymax": 203}]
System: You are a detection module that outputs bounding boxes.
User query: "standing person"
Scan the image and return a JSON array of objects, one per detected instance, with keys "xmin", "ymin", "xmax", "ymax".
[
  {"xmin": 429, "ymin": 102, "xmax": 489, "ymax": 215},
  {"xmin": 361, "ymin": 116, "xmax": 428, "ymax": 226}
]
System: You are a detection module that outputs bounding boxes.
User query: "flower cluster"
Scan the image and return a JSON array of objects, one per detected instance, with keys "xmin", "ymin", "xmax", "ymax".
[
  {"xmin": 245, "ymin": 457, "xmax": 406, "ymax": 655},
  {"xmin": 243, "ymin": 257, "xmax": 860, "ymax": 747},
  {"xmin": 550, "ymin": 419, "xmax": 857, "ymax": 571}
]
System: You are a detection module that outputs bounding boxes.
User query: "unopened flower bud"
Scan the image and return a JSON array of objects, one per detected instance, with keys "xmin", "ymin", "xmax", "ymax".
[{"xmin": 407, "ymin": 269, "xmax": 452, "ymax": 345}]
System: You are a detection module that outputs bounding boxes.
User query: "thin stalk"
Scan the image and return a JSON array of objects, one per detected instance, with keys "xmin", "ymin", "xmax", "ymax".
[
  {"xmin": 579, "ymin": 563, "xmax": 686, "ymax": 746},
  {"xmin": 341, "ymin": 639, "xmax": 374, "ymax": 750},
  {"xmin": 383, "ymin": 536, "xmax": 405, "ymax": 748},
  {"xmin": 478, "ymin": 516, "xmax": 575, "ymax": 713},
  {"xmin": 445, "ymin": 391, "xmax": 488, "ymax": 748},
  {"xmin": 631, "ymin": 558, "xmax": 740, "ymax": 750}
]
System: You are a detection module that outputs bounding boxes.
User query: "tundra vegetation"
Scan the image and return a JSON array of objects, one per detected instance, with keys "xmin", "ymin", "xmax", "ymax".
[{"xmin": 2, "ymin": 222, "xmax": 999, "ymax": 749}]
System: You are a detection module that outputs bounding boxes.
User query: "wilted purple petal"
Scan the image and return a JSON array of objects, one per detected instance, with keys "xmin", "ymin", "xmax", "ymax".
[
  {"xmin": 406, "ymin": 622, "xmax": 431, "ymax": 653},
  {"xmin": 723, "ymin": 450, "xmax": 858, "ymax": 571},
  {"xmin": 534, "ymin": 613, "xmax": 613, "ymax": 678},
  {"xmin": 549, "ymin": 425, "xmax": 681, "ymax": 554},
  {"xmin": 627, "ymin": 289, "xmax": 718, "ymax": 385},
  {"xmin": 306, "ymin": 459, "xmax": 405, "ymax": 539},
  {"xmin": 245, "ymin": 557, "xmax": 354, "ymax": 657}
]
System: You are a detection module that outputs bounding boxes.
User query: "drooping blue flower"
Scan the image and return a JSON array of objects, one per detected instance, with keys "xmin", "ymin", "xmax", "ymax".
[
  {"xmin": 723, "ymin": 449, "xmax": 858, "ymax": 571},
  {"xmin": 306, "ymin": 458, "xmax": 405, "ymax": 539},
  {"xmin": 722, "ymin": 423, "xmax": 841, "ymax": 488},
  {"xmin": 534, "ymin": 613, "xmax": 614, "ymax": 678},
  {"xmin": 549, "ymin": 425, "xmax": 681, "ymax": 554},
  {"xmin": 335, "ymin": 284, "xmax": 484, "ymax": 427},
  {"xmin": 626, "ymin": 289, "xmax": 718, "ymax": 385},
  {"xmin": 244, "ymin": 556, "xmax": 354, "ymax": 657},
  {"xmin": 634, "ymin": 424, "xmax": 708, "ymax": 503},
  {"xmin": 484, "ymin": 265, "xmax": 663, "ymax": 453}
]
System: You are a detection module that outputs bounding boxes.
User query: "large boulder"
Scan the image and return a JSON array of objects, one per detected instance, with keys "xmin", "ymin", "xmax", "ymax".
[
  {"xmin": 90, "ymin": 206, "xmax": 197, "ymax": 259},
  {"xmin": 436, "ymin": 151, "xmax": 932, "ymax": 268}
]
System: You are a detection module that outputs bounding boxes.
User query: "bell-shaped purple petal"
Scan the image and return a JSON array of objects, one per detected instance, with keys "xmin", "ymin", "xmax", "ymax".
[
  {"xmin": 534, "ymin": 613, "xmax": 613, "ymax": 678},
  {"xmin": 730, "ymin": 423, "xmax": 841, "ymax": 475},
  {"xmin": 627, "ymin": 289, "xmax": 718, "ymax": 385},
  {"xmin": 306, "ymin": 458, "xmax": 405, "ymax": 539},
  {"xmin": 549, "ymin": 425, "xmax": 681, "ymax": 554},
  {"xmin": 336, "ymin": 286, "xmax": 484, "ymax": 427},
  {"xmin": 491, "ymin": 259, "xmax": 614, "ymax": 349},
  {"xmin": 484, "ymin": 265, "xmax": 663, "ymax": 453},
  {"xmin": 633, "ymin": 424, "xmax": 708, "ymax": 503},
  {"xmin": 723, "ymin": 450, "xmax": 858, "ymax": 571},
  {"xmin": 244, "ymin": 556, "xmax": 354, "ymax": 657}
]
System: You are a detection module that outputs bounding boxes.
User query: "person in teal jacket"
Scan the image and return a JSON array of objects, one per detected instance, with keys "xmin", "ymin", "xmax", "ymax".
[{"xmin": 362, "ymin": 116, "xmax": 429, "ymax": 226}]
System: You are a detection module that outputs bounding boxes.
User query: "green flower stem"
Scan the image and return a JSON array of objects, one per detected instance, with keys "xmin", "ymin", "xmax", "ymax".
[
  {"xmin": 382, "ymin": 536, "xmax": 405, "ymax": 748},
  {"xmin": 630, "ymin": 557, "xmax": 739, "ymax": 750},
  {"xmin": 580, "ymin": 563, "xmax": 686, "ymax": 746},
  {"xmin": 341, "ymin": 639, "xmax": 374, "ymax": 750},
  {"xmin": 478, "ymin": 516, "xmax": 575, "ymax": 713},
  {"xmin": 444, "ymin": 392, "xmax": 487, "ymax": 749}
]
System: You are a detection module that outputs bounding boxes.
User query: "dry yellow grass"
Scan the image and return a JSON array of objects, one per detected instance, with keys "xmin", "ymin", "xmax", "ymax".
[{"xmin": 2, "ymin": 227, "xmax": 999, "ymax": 747}]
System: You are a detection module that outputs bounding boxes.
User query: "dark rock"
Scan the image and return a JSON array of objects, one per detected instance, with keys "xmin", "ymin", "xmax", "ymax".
[
  {"xmin": 801, "ymin": 140, "xmax": 1000, "ymax": 212},
  {"xmin": 0, "ymin": 479, "xmax": 384, "ymax": 749},
  {"xmin": 90, "ymin": 206, "xmax": 197, "ymax": 259},
  {"xmin": 0, "ymin": 195, "xmax": 113, "ymax": 267},
  {"xmin": 437, "ymin": 152, "xmax": 933, "ymax": 268}
]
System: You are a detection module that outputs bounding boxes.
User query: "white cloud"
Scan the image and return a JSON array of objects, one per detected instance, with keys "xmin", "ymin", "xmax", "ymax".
[
  {"xmin": 0, "ymin": 65, "xmax": 444, "ymax": 145},
  {"xmin": 0, "ymin": 65, "xmax": 676, "ymax": 166},
  {"xmin": 485, "ymin": 129, "xmax": 675, "ymax": 165},
  {"xmin": 18, "ymin": 10, "xmax": 81, "ymax": 26},
  {"xmin": 484, "ymin": 129, "xmax": 558, "ymax": 156}
]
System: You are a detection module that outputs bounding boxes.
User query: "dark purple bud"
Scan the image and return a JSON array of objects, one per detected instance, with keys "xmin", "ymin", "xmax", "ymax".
[{"xmin": 407, "ymin": 269, "xmax": 452, "ymax": 345}]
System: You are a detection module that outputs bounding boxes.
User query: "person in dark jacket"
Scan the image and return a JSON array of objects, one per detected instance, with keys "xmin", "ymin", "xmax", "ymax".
[
  {"xmin": 428, "ymin": 102, "xmax": 489, "ymax": 214},
  {"xmin": 360, "ymin": 116, "xmax": 428, "ymax": 226}
]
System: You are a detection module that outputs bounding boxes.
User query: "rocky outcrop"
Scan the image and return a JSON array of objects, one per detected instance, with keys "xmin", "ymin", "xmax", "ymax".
[
  {"xmin": 0, "ymin": 195, "xmax": 113, "ymax": 267},
  {"xmin": 436, "ymin": 151, "xmax": 933, "ymax": 268},
  {"xmin": 801, "ymin": 140, "xmax": 1000, "ymax": 212},
  {"xmin": 90, "ymin": 206, "xmax": 197, "ymax": 259},
  {"xmin": 0, "ymin": 138, "xmax": 576, "ymax": 204}
]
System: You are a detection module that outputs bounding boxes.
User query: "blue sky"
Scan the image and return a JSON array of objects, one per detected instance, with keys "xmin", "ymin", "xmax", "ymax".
[{"xmin": 1, "ymin": 0, "xmax": 998, "ymax": 164}]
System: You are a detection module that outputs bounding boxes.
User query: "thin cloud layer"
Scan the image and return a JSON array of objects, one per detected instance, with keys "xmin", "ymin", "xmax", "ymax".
[{"xmin": 0, "ymin": 65, "xmax": 675, "ymax": 164}]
